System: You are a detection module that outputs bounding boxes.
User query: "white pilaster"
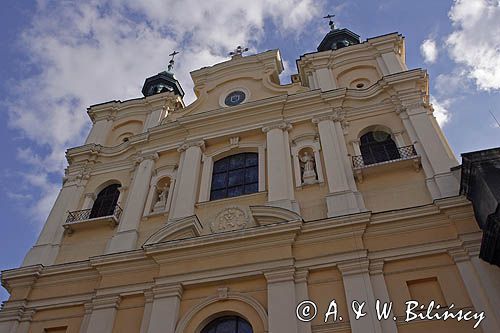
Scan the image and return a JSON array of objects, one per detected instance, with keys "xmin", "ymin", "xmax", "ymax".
[
  {"xmin": 146, "ymin": 285, "xmax": 183, "ymax": 333},
  {"xmin": 315, "ymin": 67, "xmax": 337, "ymax": 91},
  {"xmin": 106, "ymin": 153, "xmax": 157, "ymax": 253},
  {"xmin": 139, "ymin": 292, "xmax": 154, "ymax": 333},
  {"xmin": 262, "ymin": 122, "xmax": 298, "ymax": 213},
  {"xmin": 470, "ymin": 256, "xmax": 500, "ymax": 321},
  {"xmin": 369, "ymin": 261, "xmax": 398, "ymax": 333},
  {"xmin": 313, "ymin": 113, "xmax": 364, "ymax": 216},
  {"xmin": 295, "ymin": 269, "xmax": 312, "ymax": 333},
  {"xmin": 84, "ymin": 296, "xmax": 121, "ymax": 333},
  {"xmin": 82, "ymin": 193, "xmax": 95, "ymax": 210},
  {"xmin": 169, "ymin": 140, "xmax": 204, "ymax": 219},
  {"xmin": 392, "ymin": 131, "xmax": 405, "ymax": 148},
  {"xmin": 403, "ymin": 103, "xmax": 459, "ymax": 197},
  {"xmin": 85, "ymin": 117, "xmax": 113, "ymax": 145},
  {"xmin": 265, "ymin": 269, "xmax": 298, "ymax": 333},
  {"xmin": 78, "ymin": 303, "xmax": 92, "ymax": 333},
  {"xmin": 22, "ymin": 175, "xmax": 87, "ymax": 266},
  {"xmin": 338, "ymin": 259, "xmax": 382, "ymax": 333},
  {"xmin": 198, "ymin": 155, "xmax": 213, "ymax": 202},
  {"xmin": 449, "ymin": 249, "xmax": 500, "ymax": 332}
]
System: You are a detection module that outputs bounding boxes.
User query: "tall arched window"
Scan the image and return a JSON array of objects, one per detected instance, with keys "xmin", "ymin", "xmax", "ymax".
[
  {"xmin": 210, "ymin": 153, "xmax": 258, "ymax": 200},
  {"xmin": 360, "ymin": 131, "xmax": 400, "ymax": 165},
  {"xmin": 201, "ymin": 316, "xmax": 253, "ymax": 333},
  {"xmin": 90, "ymin": 184, "xmax": 120, "ymax": 218}
]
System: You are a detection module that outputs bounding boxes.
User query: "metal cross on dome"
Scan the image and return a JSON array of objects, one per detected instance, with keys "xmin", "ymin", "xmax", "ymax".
[
  {"xmin": 323, "ymin": 14, "xmax": 336, "ymax": 30},
  {"xmin": 229, "ymin": 46, "xmax": 249, "ymax": 58},
  {"xmin": 167, "ymin": 50, "xmax": 179, "ymax": 72}
]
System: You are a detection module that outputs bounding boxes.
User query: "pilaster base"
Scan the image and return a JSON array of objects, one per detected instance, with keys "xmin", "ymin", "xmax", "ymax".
[
  {"xmin": 22, "ymin": 243, "xmax": 59, "ymax": 267},
  {"xmin": 105, "ymin": 230, "xmax": 138, "ymax": 254},
  {"xmin": 325, "ymin": 190, "xmax": 363, "ymax": 217},
  {"xmin": 267, "ymin": 199, "xmax": 301, "ymax": 215}
]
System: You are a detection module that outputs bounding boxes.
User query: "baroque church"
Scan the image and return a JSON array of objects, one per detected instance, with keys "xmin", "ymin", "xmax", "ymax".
[{"xmin": 1, "ymin": 20, "xmax": 500, "ymax": 333}]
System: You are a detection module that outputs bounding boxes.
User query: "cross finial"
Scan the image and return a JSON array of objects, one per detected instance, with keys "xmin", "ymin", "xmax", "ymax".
[
  {"xmin": 323, "ymin": 14, "xmax": 336, "ymax": 30},
  {"xmin": 167, "ymin": 50, "xmax": 179, "ymax": 72},
  {"xmin": 229, "ymin": 45, "xmax": 249, "ymax": 58}
]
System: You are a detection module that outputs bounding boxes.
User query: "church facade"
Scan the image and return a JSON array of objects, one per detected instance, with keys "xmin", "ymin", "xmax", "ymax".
[{"xmin": 1, "ymin": 24, "xmax": 500, "ymax": 333}]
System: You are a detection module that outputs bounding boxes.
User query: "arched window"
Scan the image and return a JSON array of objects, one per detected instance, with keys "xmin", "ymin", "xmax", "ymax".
[
  {"xmin": 90, "ymin": 184, "xmax": 120, "ymax": 218},
  {"xmin": 210, "ymin": 153, "xmax": 258, "ymax": 200},
  {"xmin": 201, "ymin": 316, "xmax": 253, "ymax": 333},
  {"xmin": 360, "ymin": 131, "xmax": 400, "ymax": 165}
]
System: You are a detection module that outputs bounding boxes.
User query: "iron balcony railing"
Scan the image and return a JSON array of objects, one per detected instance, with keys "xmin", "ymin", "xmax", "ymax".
[
  {"xmin": 65, "ymin": 205, "xmax": 123, "ymax": 224},
  {"xmin": 352, "ymin": 145, "xmax": 417, "ymax": 168}
]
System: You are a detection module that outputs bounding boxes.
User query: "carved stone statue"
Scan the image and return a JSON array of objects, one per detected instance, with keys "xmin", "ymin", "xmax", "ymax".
[
  {"xmin": 153, "ymin": 184, "xmax": 169, "ymax": 212},
  {"xmin": 300, "ymin": 151, "xmax": 317, "ymax": 185}
]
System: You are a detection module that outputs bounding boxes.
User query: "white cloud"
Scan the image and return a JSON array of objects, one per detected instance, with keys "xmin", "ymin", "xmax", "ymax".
[
  {"xmin": 5, "ymin": 0, "xmax": 323, "ymax": 224},
  {"xmin": 420, "ymin": 38, "xmax": 438, "ymax": 63},
  {"xmin": 430, "ymin": 96, "xmax": 451, "ymax": 126},
  {"xmin": 446, "ymin": 0, "xmax": 500, "ymax": 90}
]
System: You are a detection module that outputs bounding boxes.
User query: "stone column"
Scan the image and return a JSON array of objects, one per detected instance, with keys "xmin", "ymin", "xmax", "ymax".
[
  {"xmin": 145, "ymin": 285, "xmax": 183, "ymax": 333},
  {"xmin": 369, "ymin": 260, "xmax": 398, "ymax": 333},
  {"xmin": 262, "ymin": 122, "xmax": 298, "ymax": 213},
  {"xmin": 400, "ymin": 102, "xmax": 459, "ymax": 197},
  {"xmin": 449, "ymin": 249, "xmax": 500, "ymax": 332},
  {"xmin": 198, "ymin": 155, "xmax": 213, "ymax": 202},
  {"xmin": 78, "ymin": 303, "xmax": 92, "ymax": 333},
  {"xmin": 22, "ymin": 174, "xmax": 88, "ymax": 267},
  {"xmin": 295, "ymin": 269, "xmax": 312, "ymax": 333},
  {"xmin": 169, "ymin": 140, "xmax": 204, "ymax": 219},
  {"xmin": 313, "ymin": 112, "xmax": 364, "ymax": 217},
  {"xmin": 106, "ymin": 153, "xmax": 157, "ymax": 253},
  {"xmin": 0, "ymin": 304, "xmax": 34, "ymax": 333},
  {"xmin": 265, "ymin": 269, "xmax": 298, "ymax": 333},
  {"xmin": 338, "ymin": 259, "xmax": 382, "ymax": 333},
  {"xmin": 84, "ymin": 296, "xmax": 121, "ymax": 333},
  {"xmin": 85, "ymin": 116, "xmax": 113, "ymax": 145}
]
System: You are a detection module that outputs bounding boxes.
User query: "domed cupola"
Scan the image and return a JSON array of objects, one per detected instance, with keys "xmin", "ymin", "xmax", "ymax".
[
  {"xmin": 317, "ymin": 15, "xmax": 360, "ymax": 52},
  {"xmin": 142, "ymin": 51, "xmax": 185, "ymax": 98}
]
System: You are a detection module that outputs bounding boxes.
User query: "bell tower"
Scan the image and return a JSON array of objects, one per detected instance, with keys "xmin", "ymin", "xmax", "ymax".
[{"xmin": 142, "ymin": 51, "xmax": 185, "ymax": 97}]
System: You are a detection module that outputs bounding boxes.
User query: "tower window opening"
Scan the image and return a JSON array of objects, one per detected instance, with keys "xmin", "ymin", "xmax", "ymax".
[
  {"xmin": 360, "ymin": 131, "xmax": 400, "ymax": 165},
  {"xmin": 89, "ymin": 184, "xmax": 120, "ymax": 218}
]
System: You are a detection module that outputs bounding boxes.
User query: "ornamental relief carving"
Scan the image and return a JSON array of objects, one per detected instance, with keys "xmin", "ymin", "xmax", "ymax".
[{"xmin": 210, "ymin": 206, "xmax": 250, "ymax": 233}]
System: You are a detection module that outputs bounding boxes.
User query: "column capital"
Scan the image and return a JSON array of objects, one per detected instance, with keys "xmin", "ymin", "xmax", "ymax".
[
  {"xmin": 177, "ymin": 139, "xmax": 205, "ymax": 152},
  {"xmin": 152, "ymin": 283, "xmax": 183, "ymax": 300},
  {"xmin": 312, "ymin": 109, "xmax": 345, "ymax": 124},
  {"xmin": 144, "ymin": 290, "xmax": 155, "ymax": 303},
  {"xmin": 294, "ymin": 269, "xmax": 309, "ymax": 283},
  {"xmin": 448, "ymin": 248, "xmax": 471, "ymax": 263},
  {"xmin": 264, "ymin": 268, "xmax": 295, "ymax": 283},
  {"xmin": 262, "ymin": 121, "xmax": 292, "ymax": 133},
  {"xmin": 135, "ymin": 152, "xmax": 159, "ymax": 165},
  {"xmin": 369, "ymin": 259, "xmax": 385, "ymax": 275},
  {"xmin": 338, "ymin": 258, "xmax": 370, "ymax": 276},
  {"xmin": 91, "ymin": 295, "xmax": 121, "ymax": 310}
]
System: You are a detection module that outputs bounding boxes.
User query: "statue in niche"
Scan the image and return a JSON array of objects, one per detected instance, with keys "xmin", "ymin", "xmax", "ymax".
[
  {"xmin": 300, "ymin": 151, "xmax": 317, "ymax": 185},
  {"xmin": 153, "ymin": 184, "xmax": 169, "ymax": 212}
]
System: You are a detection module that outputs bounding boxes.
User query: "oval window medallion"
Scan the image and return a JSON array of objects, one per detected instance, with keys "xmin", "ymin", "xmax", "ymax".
[{"xmin": 224, "ymin": 90, "xmax": 246, "ymax": 106}]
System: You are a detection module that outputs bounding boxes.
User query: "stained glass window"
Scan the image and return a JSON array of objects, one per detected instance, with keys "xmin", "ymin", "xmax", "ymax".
[
  {"xmin": 201, "ymin": 316, "xmax": 253, "ymax": 333},
  {"xmin": 210, "ymin": 153, "xmax": 258, "ymax": 200}
]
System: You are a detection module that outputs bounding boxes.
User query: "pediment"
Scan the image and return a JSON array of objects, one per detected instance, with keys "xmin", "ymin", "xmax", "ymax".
[
  {"xmin": 249, "ymin": 205, "xmax": 303, "ymax": 225},
  {"xmin": 143, "ymin": 215, "xmax": 203, "ymax": 246}
]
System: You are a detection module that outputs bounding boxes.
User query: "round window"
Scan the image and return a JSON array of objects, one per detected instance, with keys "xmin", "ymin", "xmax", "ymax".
[{"xmin": 224, "ymin": 90, "xmax": 246, "ymax": 106}]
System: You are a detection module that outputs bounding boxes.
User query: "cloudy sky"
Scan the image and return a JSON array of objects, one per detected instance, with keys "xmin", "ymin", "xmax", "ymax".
[{"xmin": 1, "ymin": 0, "xmax": 499, "ymax": 301}]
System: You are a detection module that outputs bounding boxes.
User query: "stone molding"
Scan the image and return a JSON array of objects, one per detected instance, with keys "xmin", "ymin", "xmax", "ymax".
[
  {"xmin": 135, "ymin": 152, "xmax": 159, "ymax": 165},
  {"xmin": 91, "ymin": 295, "xmax": 121, "ymax": 310},
  {"xmin": 369, "ymin": 259, "xmax": 385, "ymax": 275}
]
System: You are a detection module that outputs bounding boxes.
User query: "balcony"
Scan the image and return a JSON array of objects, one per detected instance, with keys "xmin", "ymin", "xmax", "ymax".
[
  {"xmin": 352, "ymin": 145, "xmax": 420, "ymax": 181},
  {"xmin": 63, "ymin": 205, "xmax": 122, "ymax": 235}
]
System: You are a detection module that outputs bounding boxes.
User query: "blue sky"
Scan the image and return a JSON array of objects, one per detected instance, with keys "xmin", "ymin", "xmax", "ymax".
[{"xmin": 0, "ymin": 0, "xmax": 499, "ymax": 302}]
